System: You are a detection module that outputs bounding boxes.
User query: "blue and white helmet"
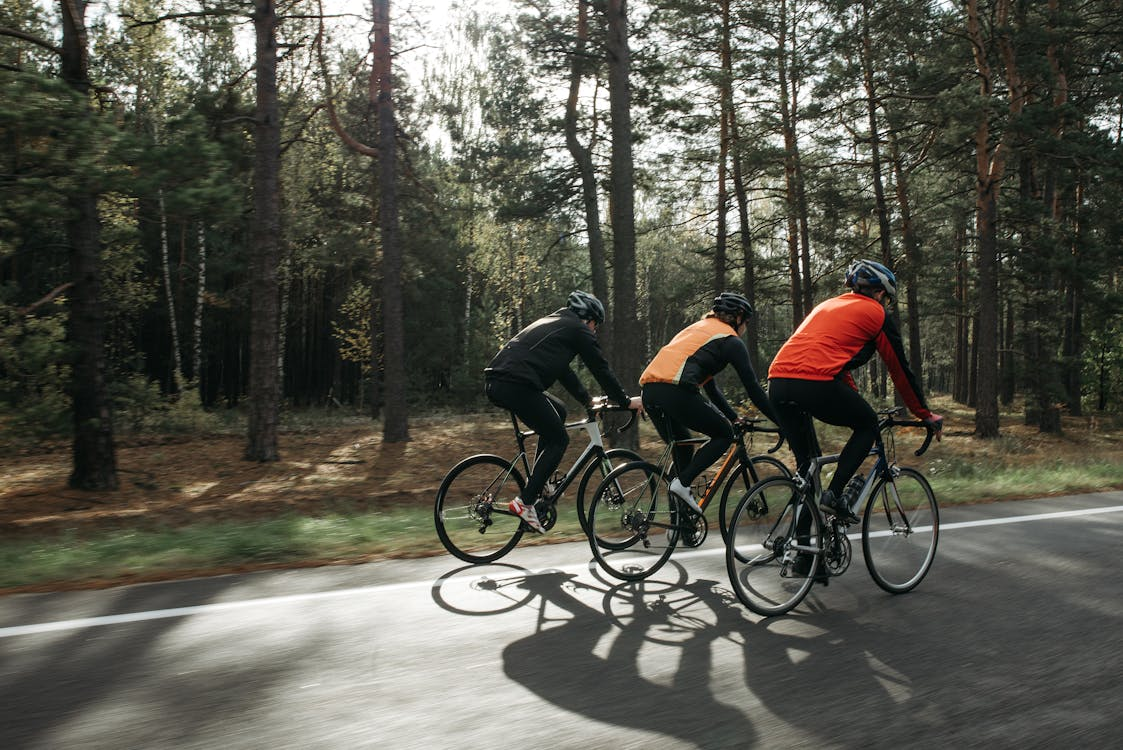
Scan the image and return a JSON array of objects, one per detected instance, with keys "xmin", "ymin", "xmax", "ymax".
[
  {"xmin": 567, "ymin": 290, "xmax": 605, "ymax": 324},
  {"xmin": 845, "ymin": 259, "xmax": 898, "ymax": 300}
]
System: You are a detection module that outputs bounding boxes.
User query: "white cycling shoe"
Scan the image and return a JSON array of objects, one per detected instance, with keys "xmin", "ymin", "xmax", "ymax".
[{"xmin": 668, "ymin": 478, "xmax": 703, "ymax": 515}]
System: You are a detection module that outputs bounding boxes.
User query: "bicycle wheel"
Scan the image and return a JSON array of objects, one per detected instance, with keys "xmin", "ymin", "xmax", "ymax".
[
  {"xmin": 725, "ymin": 476, "xmax": 820, "ymax": 617},
  {"xmin": 575, "ymin": 448, "xmax": 643, "ymax": 533},
  {"xmin": 434, "ymin": 454, "xmax": 526, "ymax": 564},
  {"xmin": 717, "ymin": 454, "xmax": 792, "ymax": 544},
  {"xmin": 587, "ymin": 461, "xmax": 680, "ymax": 581},
  {"xmin": 862, "ymin": 467, "xmax": 939, "ymax": 594}
]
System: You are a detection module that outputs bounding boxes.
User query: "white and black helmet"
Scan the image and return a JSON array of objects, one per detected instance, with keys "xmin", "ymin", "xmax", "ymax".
[
  {"xmin": 845, "ymin": 259, "xmax": 898, "ymax": 300},
  {"xmin": 567, "ymin": 290, "xmax": 605, "ymax": 324}
]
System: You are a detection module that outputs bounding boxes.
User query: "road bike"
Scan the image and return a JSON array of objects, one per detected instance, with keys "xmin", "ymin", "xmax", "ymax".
[
  {"xmin": 434, "ymin": 397, "xmax": 641, "ymax": 564},
  {"xmin": 585, "ymin": 417, "xmax": 790, "ymax": 581},
  {"xmin": 725, "ymin": 407, "xmax": 939, "ymax": 616}
]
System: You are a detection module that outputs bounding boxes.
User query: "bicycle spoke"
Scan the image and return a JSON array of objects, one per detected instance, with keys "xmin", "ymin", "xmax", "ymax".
[
  {"xmin": 434, "ymin": 455, "xmax": 525, "ymax": 564},
  {"xmin": 718, "ymin": 454, "xmax": 791, "ymax": 545},
  {"xmin": 725, "ymin": 476, "xmax": 818, "ymax": 616},
  {"xmin": 861, "ymin": 467, "xmax": 939, "ymax": 593},
  {"xmin": 588, "ymin": 462, "xmax": 678, "ymax": 581}
]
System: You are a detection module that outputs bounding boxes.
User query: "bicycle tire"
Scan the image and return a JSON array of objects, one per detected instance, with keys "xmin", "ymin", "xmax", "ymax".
[
  {"xmin": 434, "ymin": 454, "xmax": 526, "ymax": 564},
  {"xmin": 861, "ymin": 467, "xmax": 939, "ymax": 594},
  {"xmin": 575, "ymin": 448, "xmax": 643, "ymax": 533},
  {"xmin": 587, "ymin": 461, "xmax": 679, "ymax": 581},
  {"xmin": 717, "ymin": 454, "xmax": 792, "ymax": 545},
  {"xmin": 725, "ymin": 476, "xmax": 820, "ymax": 617}
]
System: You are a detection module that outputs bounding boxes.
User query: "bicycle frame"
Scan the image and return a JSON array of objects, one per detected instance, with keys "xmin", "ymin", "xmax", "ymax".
[
  {"xmin": 648, "ymin": 421, "xmax": 783, "ymax": 512},
  {"xmin": 792, "ymin": 409, "xmax": 936, "ymax": 526},
  {"xmin": 508, "ymin": 412, "xmax": 619, "ymax": 503}
]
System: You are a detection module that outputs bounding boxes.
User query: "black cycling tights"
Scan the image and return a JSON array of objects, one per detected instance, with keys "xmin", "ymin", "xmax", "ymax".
[
  {"xmin": 768, "ymin": 377, "xmax": 878, "ymax": 496},
  {"xmin": 641, "ymin": 382, "xmax": 734, "ymax": 488},
  {"xmin": 485, "ymin": 379, "xmax": 568, "ymax": 503}
]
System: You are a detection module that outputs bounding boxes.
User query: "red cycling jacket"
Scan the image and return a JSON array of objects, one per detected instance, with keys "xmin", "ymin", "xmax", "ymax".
[{"xmin": 768, "ymin": 293, "xmax": 933, "ymax": 420}]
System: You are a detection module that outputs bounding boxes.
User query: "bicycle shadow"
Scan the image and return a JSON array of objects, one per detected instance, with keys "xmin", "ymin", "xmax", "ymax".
[
  {"xmin": 485, "ymin": 564, "xmax": 757, "ymax": 747},
  {"xmin": 430, "ymin": 561, "xmax": 946, "ymax": 747}
]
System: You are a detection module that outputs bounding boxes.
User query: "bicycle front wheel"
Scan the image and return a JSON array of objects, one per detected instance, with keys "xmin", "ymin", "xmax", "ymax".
[
  {"xmin": 587, "ymin": 461, "xmax": 679, "ymax": 581},
  {"xmin": 717, "ymin": 454, "xmax": 792, "ymax": 544},
  {"xmin": 434, "ymin": 454, "xmax": 526, "ymax": 564},
  {"xmin": 862, "ymin": 467, "xmax": 939, "ymax": 594},
  {"xmin": 725, "ymin": 476, "xmax": 820, "ymax": 617},
  {"xmin": 575, "ymin": 447, "xmax": 643, "ymax": 533}
]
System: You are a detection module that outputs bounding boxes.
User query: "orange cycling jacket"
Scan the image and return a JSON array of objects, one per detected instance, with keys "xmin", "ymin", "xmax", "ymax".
[
  {"xmin": 768, "ymin": 293, "xmax": 933, "ymax": 420},
  {"xmin": 640, "ymin": 316, "xmax": 777, "ymax": 423}
]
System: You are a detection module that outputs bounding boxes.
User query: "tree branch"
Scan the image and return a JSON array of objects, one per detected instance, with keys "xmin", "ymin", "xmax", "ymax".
[
  {"xmin": 0, "ymin": 25, "xmax": 62, "ymax": 55},
  {"xmin": 315, "ymin": 0, "xmax": 378, "ymax": 157},
  {"xmin": 16, "ymin": 283, "xmax": 74, "ymax": 316}
]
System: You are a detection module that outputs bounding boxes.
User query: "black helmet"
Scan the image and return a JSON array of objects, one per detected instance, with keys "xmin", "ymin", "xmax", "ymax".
[
  {"xmin": 567, "ymin": 290, "xmax": 605, "ymax": 324},
  {"xmin": 712, "ymin": 292, "xmax": 753, "ymax": 321},
  {"xmin": 845, "ymin": 259, "xmax": 898, "ymax": 299}
]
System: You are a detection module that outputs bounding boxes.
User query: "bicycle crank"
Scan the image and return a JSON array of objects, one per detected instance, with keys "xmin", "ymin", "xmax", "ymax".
[
  {"xmin": 823, "ymin": 521, "xmax": 852, "ymax": 574},
  {"xmin": 681, "ymin": 513, "xmax": 708, "ymax": 548}
]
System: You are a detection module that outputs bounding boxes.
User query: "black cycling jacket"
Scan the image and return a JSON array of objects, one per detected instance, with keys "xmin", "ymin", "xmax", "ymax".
[{"xmin": 484, "ymin": 309, "xmax": 630, "ymax": 407}]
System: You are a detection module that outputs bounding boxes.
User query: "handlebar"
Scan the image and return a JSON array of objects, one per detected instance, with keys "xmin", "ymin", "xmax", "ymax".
[
  {"xmin": 588, "ymin": 396, "xmax": 640, "ymax": 434},
  {"xmin": 877, "ymin": 407, "xmax": 940, "ymax": 457},
  {"xmin": 733, "ymin": 416, "xmax": 785, "ymax": 454}
]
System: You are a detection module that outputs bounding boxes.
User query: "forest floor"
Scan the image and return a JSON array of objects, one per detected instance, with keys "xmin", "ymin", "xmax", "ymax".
[
  {"xmin": 2, "ymin": 402, "xmax": 1122, "ymax": 589},
  {"xmin": 0, "ymin": 413, "xmax": 519, "ymax": 538}
]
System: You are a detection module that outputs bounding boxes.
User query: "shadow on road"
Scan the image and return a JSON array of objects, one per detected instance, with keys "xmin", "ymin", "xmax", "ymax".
[{"xmin": 430, "ymin": 561, "xmax": 956, "ymax": 747}]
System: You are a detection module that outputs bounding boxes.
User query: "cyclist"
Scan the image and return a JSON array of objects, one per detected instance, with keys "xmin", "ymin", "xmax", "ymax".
[
  {"xmin": 768, "ymin": 259, "xmax": 943, "ymax": 525},
  {"xmin": 484, "ymin": 291, "xmax": 641, "ymax": 533},
  {"xmin": 639, "ymin": 292, "xmax": 780, "ymax": 514}
]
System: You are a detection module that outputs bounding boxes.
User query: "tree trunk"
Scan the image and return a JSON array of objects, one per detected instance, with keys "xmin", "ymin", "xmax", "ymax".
[
  {"xmin": 1062, "ymin": 190, "xmax": 1084, "ymax": 416},
  {"xmin": 954, "ymin": 217, "xmax": 970, "ymax": 405},
  {"xmin": 886, "ymin": 125, "xmax": 924, "ymax": 388},
  {"xmin": 605, "ymin": 0, "xmax": 641, "ymax": 448},
  {"xmin": 193, "ymin": 221, "xmax": 206, "ymax": 388},
  {"xmin": 564, "ymin": 0, "xmax": 609, "ymax": 309},
  {"xmin": 245, "ymin": 0, "xmax": 282, "ymax": 461},
  {"xmin": 714, "ymin": 0, "xmax": 733, "ymax": 294},
  {"xmin": 777, "ymin": 0, "xmax": 812, "ymax": 322},
  {"xmin": 60, "ymin": 0, "xmax": 117, "ymax": 490},
  {"xmin": 158, "ymin": 189, "xmax": 183, "ymax": 391},
  {"xmin": 966, "ymin": 0, "xmax": 1003, "ymax": 438},
  {"xmin": 724, "ymin": 6, "xmax": 761, "ymax": 371},
  {"xmin": 860, "ymin": 0, "xmax": 892, "ymax": 267},
  {"xmin": 374, "ymin": 0, "xmax": 409, "ymax": 442}
]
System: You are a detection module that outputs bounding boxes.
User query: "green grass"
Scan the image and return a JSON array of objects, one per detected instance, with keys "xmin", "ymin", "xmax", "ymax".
[{"xmin": 3, "ymin": 458, "xmax": 1122, "ymax": 592}]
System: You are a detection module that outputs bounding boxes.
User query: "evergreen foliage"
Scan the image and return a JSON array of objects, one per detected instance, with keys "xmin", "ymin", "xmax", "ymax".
[{"xmin": 0, "ymin": 0, "xmax": 1120, "ymax": 456}]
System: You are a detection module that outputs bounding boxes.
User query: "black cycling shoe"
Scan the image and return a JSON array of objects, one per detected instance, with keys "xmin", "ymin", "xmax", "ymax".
[
  {"xmin": 791, "ymin": 553, "xmax": 830, "ymax": 586},
  {"xmin": 819, "ymin": 490, "xmax": 858, "ymax": 524},
  {"xmin": 791, "ymin": 553, "xmax": 813, "ymax": 576}
]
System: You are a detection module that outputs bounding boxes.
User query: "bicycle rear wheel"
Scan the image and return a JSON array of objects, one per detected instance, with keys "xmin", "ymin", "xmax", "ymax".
[
  {"xmin": 587, "ymin": 461, "xmax": 679, "ymax": 581},
  {"xmin": 862, "ymin": 467, "xmax": 939, "ymax": 593},
  {"xmin": 575, "ymin": 448, "xmax": 643, "ymax": 533},
  {"xmin": 725, "ymin": 476, "xmax": 819, "ymax": 617},
  {"xmin": 434, "ymin": 454, "xmax": 526, "ymax": 564},
  {"xmin": 717, "ymin": 454, "xmax": 792, "ymax": 544}
]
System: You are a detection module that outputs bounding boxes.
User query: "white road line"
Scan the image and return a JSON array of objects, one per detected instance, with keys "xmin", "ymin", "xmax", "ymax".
[{"xmin": 3, "ymin": 503, "xmax": 1122, "ymax": 639}]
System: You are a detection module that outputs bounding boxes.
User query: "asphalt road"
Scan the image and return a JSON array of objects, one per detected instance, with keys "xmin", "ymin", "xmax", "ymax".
[{"xmin": 2, "ymin": 492, "xmax": 1122, "ymax": 749}]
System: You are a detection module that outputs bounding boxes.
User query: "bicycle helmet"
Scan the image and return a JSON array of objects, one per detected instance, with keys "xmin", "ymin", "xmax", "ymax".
[
  {"xmin": 845, "ymin": 259, "xmax": 898, "ymax": 300},
  {"xmin": 567, "ymin": 290, "xmax": 606, "ymax": 324},
  {"xmin": 712, "ymin": 292, "xmax": 754, "ymax": 321}
]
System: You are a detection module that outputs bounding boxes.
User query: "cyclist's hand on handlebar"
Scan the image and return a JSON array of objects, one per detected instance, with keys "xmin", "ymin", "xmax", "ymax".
[
  {"xmin": 627, "ymin": 395, "xmax": 644, "ymax": 414},
  {"xmin": 924, "ymin": 413, "xmax": 944, "ymax": 442}
]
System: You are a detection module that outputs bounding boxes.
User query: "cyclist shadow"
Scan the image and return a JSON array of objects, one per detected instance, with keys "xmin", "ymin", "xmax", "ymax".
[{"xmin": 499, "ymin": 564, "xmax": 758, "ymax": 747}]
